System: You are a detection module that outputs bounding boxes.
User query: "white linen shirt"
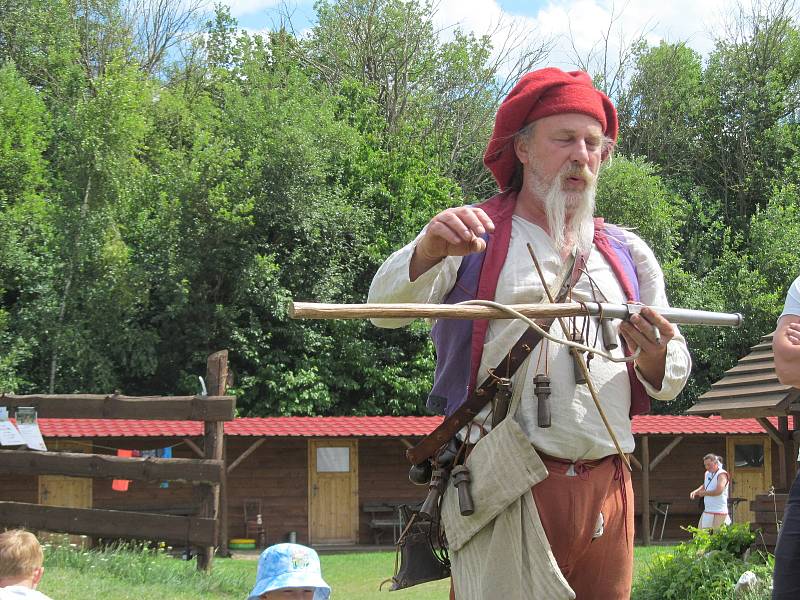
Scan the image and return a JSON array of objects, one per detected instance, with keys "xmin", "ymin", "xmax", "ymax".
[
  {"xmin": 0, "ymin": 587, "xmax": 54, "ymax": 600},
  {"xmin": 780, "ymin": 275, "xmax": 800, "ymax": 318},
  {"xmin": 368, "ymin": 215, "xmax": 692, "ymax": 461}
]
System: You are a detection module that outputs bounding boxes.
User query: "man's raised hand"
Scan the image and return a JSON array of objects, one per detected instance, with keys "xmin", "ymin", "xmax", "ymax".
[{"xmin": 410, "ymin": 206, "xmax": 495, "ymax": 281}]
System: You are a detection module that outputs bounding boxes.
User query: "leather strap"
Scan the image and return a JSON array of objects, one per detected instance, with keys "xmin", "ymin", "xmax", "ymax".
[{"xmin": 406, "ymin": 250, "xmax": 587, "ymax": 465}]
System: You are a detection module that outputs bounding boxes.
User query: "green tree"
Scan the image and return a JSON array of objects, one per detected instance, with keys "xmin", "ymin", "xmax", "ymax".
[{"xmin": 0, "ymin": 64, "xmax": 53, "ymax": 392}]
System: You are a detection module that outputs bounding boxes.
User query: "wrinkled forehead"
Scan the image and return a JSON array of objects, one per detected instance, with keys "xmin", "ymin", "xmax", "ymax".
[{"xmin": 531, "ymin": 112, "xmax": 604, "ymax": 137}]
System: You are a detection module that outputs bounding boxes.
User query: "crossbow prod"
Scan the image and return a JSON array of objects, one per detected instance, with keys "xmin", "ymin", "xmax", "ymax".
[
  {"xmin": 289, "ymin": 300, "xmax": 742, "ymax": 327},
  {"xmin": 289, "ymin": 299, "xmax": 741, "ymax": 471}
]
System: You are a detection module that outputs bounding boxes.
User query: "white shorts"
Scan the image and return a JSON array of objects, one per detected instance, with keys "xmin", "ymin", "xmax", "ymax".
[{"xmin": 699, "ymin": 512, "xmax": 731, "ymax": 529}]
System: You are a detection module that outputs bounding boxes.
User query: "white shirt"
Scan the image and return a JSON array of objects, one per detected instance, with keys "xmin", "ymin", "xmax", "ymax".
[
  {"xmin": 780, "ymin": 275, "xmax": 800, "ymax": 318},
  {"xmin": 703, "ymin": 468, "xmax": 729, "ymax": 514},
  {"xmin": 368, "ymin": 216, "xmax": 692, "ymax": 460},
  {"xmin": 0, "ymin": 587, "xmax": 54, "ymax": 600}
]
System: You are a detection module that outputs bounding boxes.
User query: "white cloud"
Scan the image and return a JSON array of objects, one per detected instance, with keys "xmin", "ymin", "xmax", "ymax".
[
  {"xmin": 433, "ymin": 0, "xmax": 507, "ymax": 36},
  {"xmin": 432, "ymin": 0, "xmax": 756, "ymax": 75},
  {"xmin": 210, "ymin": 0, "xmax": 284, "ymax": 18}
]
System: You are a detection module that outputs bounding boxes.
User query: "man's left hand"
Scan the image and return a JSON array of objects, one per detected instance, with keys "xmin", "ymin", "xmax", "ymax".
[{"xmin": 619, "ymin": 306, "xmax": 675, "ymax": 390}]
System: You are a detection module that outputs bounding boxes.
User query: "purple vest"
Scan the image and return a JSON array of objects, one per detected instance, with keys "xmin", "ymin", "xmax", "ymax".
[{"xmin": 427, "ymin": 193, "xmax": 650, "ymax": 418}]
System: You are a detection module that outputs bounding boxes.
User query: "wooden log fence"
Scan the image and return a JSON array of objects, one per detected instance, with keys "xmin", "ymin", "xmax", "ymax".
[
  {"xmin": 198, "ymin": 350, "xmax": 229, "ymax": 569},
  {"xmin": 0, "ymin": 502, "xmax": 217, "ymax": 547},
  {"xmin": 0, "ymin": 351, "xmax": 235, "ymax": 573},
  {"xmin": 0, "ymin": 394, "xmax": 234, "ymax": 421},
  {"xmin": 0, "ymin": 449, "xmax": 224, "ymax": 483}
]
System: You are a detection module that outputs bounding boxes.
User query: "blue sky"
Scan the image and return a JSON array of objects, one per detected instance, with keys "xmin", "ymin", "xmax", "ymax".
[{"xmin": 218, "ymin": 0, "xmax": 745, "ymax": 71}]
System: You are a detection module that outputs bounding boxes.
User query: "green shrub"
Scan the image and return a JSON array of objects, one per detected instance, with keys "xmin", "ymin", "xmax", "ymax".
[{"xmin": 632, "ymin": 524, "xmax": 774, "ymax": 600}]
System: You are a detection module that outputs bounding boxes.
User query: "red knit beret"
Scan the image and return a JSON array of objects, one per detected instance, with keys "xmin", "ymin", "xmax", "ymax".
[{"xmin": 483, "ymin": 67, "xmax": 618, "ymax": 190}]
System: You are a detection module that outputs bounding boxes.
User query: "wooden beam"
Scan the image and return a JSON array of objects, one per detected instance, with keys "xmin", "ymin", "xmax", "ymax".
[
  {"xmin": 183, "ymin": 438, "xmax": 205, "ymax": 458},
  {"xmin": 628, "ymin": 454, "xmax": 642, "ymax": 470},
  {"xmin": 641, "ymin": 435, "xmax": 651, "ymax": 546},
  {"xmin": 0, "ymin": 394, "xmax": 235, "ymax": 421},
  {"xmin": 0, "ymin": 502, "xmax": 216, "ymax": 546},
  {"xmin": 649, "ymin": 436, "xmax": 684, "ymax": 471},
  {"xmin": 227, "ymin": 438, "xmax": 265, "ymax": 474},
  {"xmin": 198, "ymin": 351, "xmax": 229, "ymax": 570},
  {"xmin": 756, "ymin": 417, "xmax": 790, "ymax": 490},
  {"xmin": 779, "ymin": 417, "xmax": 791, "ymax": 491},
  {"xmin": 0, "ymin": 450, "xmax": 224, "ymax": 483},
  {"xmin": 289, "ymin": 301, "xmax": 743, "ymax": 325},
  {"xmin": 220, "ymin": 442, "xmax": 230, "ymax": 558},
  {"xmin": 205, "ymin": 351, "xmax": 229, "ymax": 398},
  {"xmin": 757, "ymin": 418, "xmax": 785, "ymax": 447}
]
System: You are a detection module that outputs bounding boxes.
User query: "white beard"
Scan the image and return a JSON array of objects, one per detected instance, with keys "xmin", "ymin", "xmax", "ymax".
[{"xmin": 527, "ymin": 163, "xmax": 597, "ymax": 255}]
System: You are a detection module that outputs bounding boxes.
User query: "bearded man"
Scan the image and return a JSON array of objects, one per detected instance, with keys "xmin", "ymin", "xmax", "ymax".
[{"xmin": 368, "ymin": 68, "xmax": 691, "ymax": 599}]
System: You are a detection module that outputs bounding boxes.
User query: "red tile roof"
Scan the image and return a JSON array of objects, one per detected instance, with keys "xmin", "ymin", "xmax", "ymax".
[
  {"xmin": 226, "ymin": 416, "xmax": 444, "ymax": 437},
  {"xmin": 31, "ymin": 415, "xmax": 779, "ymax": 438},
  {"xmin": 37, "ymin": 419, "xmax": 202, "ymax": 438},
  {"xmin": 631, "ymin": 415, "xmax": 779, "ymax": 435}
]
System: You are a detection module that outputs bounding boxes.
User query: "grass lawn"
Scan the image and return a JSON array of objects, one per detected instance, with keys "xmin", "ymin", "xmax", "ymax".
[{"xmin": 38, "ymin": 543, "xmax": 676, "ymax": 600}]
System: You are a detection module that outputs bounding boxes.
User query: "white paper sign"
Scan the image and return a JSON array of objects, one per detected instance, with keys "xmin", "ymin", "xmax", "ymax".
[
  {"xmin": 0, "ymin": 407, "xmax": 24, "ymax": 446},
  {"xmin": 15, "ymin": 407, "xmax": 47, "ymax": 451}
]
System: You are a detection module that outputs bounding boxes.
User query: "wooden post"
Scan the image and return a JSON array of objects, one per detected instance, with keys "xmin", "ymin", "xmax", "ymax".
[
  {"xmin": 779, "ymin": 417, "xmax": 792, "ymax": 491},
  {"xmin": 220, "ymin": 442, "xmax": 230, "ymax": 557},
  {"xmin": 791, "ymin": 421, "xmax": 800, "ymax": 482},
  {"xmin": 197, "ymin": 351, "xmax": 229, "ymax": 571},
  {"xmin": 641, "ymin": 435, "xmax": 651, "ymax": 546}
]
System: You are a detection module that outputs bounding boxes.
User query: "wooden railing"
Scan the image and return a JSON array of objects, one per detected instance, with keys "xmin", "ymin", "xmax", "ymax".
[{"xmin": 0, "ymin": 351, "xmax": 234, "ymax": 572}]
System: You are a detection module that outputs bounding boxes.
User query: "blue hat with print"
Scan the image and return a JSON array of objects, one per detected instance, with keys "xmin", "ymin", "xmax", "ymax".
[{"xmin": 247, "ymin": 543, "xmax": 330, "ymax": 600}]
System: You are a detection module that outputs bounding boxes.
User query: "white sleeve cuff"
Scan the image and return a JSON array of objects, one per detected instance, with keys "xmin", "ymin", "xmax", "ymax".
[{"xmin": 635, "ymin": 335, "xmax": 692, "ymax": 401}]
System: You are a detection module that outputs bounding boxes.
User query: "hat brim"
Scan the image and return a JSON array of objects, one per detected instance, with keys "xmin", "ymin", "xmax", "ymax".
[{"xmin": 248, "ymin": 571, "xmax": 331, "ymax": 600}]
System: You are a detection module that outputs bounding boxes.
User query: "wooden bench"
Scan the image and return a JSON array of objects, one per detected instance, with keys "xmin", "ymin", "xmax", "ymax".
[{"xmin": 363, "ymin": 502, "xmax": 406, "ymax": 545}]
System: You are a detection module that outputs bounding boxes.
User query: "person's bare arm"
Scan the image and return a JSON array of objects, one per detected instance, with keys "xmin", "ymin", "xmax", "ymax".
[
  {"xmin": 703, "ymin": 472, "xmax": 729, "ymax": 497},
  {"xmin": 773, "ymin": 315, "xmax": 800, "ymax": 388},
  {"xmin": 689, "ymin": 484, "xmax": 705, "ymax": 499}
]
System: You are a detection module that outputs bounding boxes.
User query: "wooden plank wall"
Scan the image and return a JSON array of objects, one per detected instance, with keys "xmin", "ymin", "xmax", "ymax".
[
  {"xmin": 92, "ymin": 437, "xmax": 199, "ymax": 518},
  {"xmin": 630, "ymin": 434, "xmax": 783, "ymax": 541},
  {"xmin": 226, "ymin": 437, "xmax": 309, "ymax": 546},
  {"xmin": 357, "ymin": 438, "xmax": 425, "ymax": 544},
  {"xmin": 0, "ymin": 473, "xmax": 37, "ymax": 504},
  {"xmin": 631, "ymin": 435, "xmax": 720, "ymax": 541},
  {"xmin": 0, "ymin": 433, "xmax": 785, "ymax": 546}
]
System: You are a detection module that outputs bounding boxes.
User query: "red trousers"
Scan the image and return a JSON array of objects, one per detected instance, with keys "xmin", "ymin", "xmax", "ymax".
[{"xmin": 450, "ymin": 454, "xmax": 633, "ymax": 600}]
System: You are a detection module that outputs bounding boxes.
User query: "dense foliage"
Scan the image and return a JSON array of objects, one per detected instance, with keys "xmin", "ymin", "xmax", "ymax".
[
  {"xmin": 1, "ymin": 0, "xmax": 799, "ymax": 415},
  {"xmin": 632, "ymin": 524, "xmax": 773, "ymax": 599}
]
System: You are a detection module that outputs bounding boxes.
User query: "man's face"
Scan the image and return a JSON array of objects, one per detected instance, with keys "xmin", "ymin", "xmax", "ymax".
[
  {"xmin": 521, "ymin": 112, "xmax": 604, "ymax": 204},
  {"xmin": 515, "ymin": 112, "xmax": 604, "ymax": 251}
]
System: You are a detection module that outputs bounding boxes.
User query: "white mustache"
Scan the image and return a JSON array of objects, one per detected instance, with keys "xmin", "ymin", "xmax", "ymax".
[{"xmin": 561, "ymin": 164, "xmax": 594, "ymax": 184}]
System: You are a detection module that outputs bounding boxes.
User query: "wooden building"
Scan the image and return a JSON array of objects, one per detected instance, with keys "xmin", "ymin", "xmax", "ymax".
[
  {"xmin": 687, "ymin": 333, "xmax": 800, "ymax": 548},
  {"xmin": 0, "ymin": 413, "xmax": 785, "ymax": 548},
  {"xmin": 630, "ymin": 415, "xmax": 786, "ymax": 543}
]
